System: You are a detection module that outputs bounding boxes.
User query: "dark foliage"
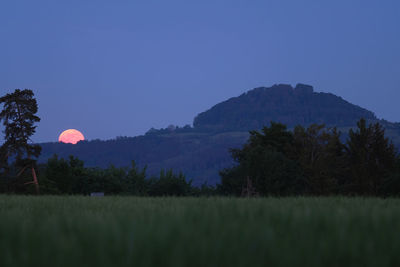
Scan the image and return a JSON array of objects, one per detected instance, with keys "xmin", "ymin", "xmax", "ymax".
[
  {"xmin": 147, "ymin": 169, "xmax": 193, "ymax": 196},
  {"xmin": 291, "ymin": 125, "xmax": 348, "ymax": 195},
  {"xmin": 346, "ymin": 119, "xmax": 397, "ymax": 195},
  {"xmin": 220, "ymin": 119, "xmax": 400, "ymax": 197},
  {"xmin": 0, "ymin": 89, "xmax": 41, "ymax": 164},
  {"xmin": 219, "ymin": 123, "xmax": 305, "ymax": 196},
  {"xmin": 0, "ymin": 145, "xmax": 8, "ymax": 177},
  {"xmin": 3, "ymin": 154, "xmax": 210, "ymax": 196},
  {"xmin": 0, "ymin": 89, "xmax": 41, "ymax": 193},
  {"xmin": 381, "ymin": 157, "xmax": 400, "ymax": 196}
]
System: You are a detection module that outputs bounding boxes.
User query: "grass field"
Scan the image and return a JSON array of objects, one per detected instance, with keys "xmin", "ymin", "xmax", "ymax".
[{"xmin": 1, "ymin": 196, "xmax": 400, "ymax": 267}]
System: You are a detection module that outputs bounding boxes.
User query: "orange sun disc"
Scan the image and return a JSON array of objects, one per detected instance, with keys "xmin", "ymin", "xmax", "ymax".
[{"xmin": 58, "ymin": 129, "xmax": 85, "ymax": 144}]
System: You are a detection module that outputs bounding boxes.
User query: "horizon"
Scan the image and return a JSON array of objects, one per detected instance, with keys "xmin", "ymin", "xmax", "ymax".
[
  {"xmin": 34, "ymin": 82, "xmax": 400, "ymax": 144},
  {"xmin": 1, "ymin": 0, "xmax": 399, "ymax": 143}
]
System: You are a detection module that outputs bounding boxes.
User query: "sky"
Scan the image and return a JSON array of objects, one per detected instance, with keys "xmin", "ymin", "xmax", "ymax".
[{"xmin": 0, "ymin": 0, "xmax": 399, "ymax": 143}]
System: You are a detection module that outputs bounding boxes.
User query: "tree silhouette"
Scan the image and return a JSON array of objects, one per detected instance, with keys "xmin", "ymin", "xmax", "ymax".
[
  {"xmin": 220, "ymin": 122, "xmax": 305, "ymax": 196},
  {"xmin": 292, "ymin": 125, "xmax": 347, "ymax": 195},
  {"xmin": 0, "ymin": 145, "xmax": 8, "ymax": 183},
  {"xmin": 0, "ymin": 89, "xmax": 41, "ymax": 193},
  {"xmin": 346, "ymin": 118, "xmax": 396, "ymax": 195}
]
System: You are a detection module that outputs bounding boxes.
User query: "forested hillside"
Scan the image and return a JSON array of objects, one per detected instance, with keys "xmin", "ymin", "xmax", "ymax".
[
  {"xmin": 38, "ymin": 84, "xmax": 400, "ymax": 185},
  {"xmin": 194, "ymin": 84, "xmax": 377, "ymax": 131},
  {"xmin": 39, "ymin": 132, "xmax": 249, "ymax": 186}
]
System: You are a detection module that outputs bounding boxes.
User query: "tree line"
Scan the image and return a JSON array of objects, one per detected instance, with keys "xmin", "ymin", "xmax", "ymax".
[
  {"xmin": 219, "ymin": 121, "xmax": 400, "ymax": 196},
  {"xmin": 0, "ymin": 89, "xmax": 399, "ymax": 197},
  {"xmin": 30, "ymin": 155, "xmax": 205, "ymax": 196}
]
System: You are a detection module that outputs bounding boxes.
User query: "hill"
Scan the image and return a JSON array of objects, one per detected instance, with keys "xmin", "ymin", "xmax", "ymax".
[
  {"xmin": 38, "ymin": 84, "xmax": 400, "ymax": 185},
  {"xmin": 39, "ymin": 132, "xmax": 248, "ymax": 185},
  {"xmin": 194, "ymin": 84, "xmax": 377, "ymax": 131}
]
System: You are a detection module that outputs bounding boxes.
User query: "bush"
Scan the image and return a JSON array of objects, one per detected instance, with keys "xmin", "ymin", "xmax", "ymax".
[{"xmin": 148, "ymin": 170, "xmax": 193, "ymax": 196}]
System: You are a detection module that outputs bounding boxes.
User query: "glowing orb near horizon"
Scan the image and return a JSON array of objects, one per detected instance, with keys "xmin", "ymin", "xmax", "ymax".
[{"xmin": 58, "ymin": 129, "xmax": 85, "ymax": 144}]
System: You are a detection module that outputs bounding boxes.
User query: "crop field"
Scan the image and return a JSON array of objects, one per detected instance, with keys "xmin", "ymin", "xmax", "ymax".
[{"xmin": 1, "ymin": 196, "xmax": 400, "ymax": 267}]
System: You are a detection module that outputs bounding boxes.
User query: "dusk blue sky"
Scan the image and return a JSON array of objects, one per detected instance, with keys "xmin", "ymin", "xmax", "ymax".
[{"xmin": 1, "ymin": 0, "xmax": 399, "ymax": 143}]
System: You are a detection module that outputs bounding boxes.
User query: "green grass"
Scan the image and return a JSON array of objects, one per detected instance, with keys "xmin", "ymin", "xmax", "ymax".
[{"xmin": 1, "ymin": 196, "xmax": 400, "ymax": 267}]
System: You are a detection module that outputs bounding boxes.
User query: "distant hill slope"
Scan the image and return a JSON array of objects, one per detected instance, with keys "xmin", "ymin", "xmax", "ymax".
[
  {"xmin": 194, "ymin": 84, "xmax": 377, "ymax": 131},
  {"xmin": 38, "ymin": 84, "xmax": 400, "ymax": 185},
  {"xmin": 39, "ymin": 132, "xmax": 249, "ymax": 186}
]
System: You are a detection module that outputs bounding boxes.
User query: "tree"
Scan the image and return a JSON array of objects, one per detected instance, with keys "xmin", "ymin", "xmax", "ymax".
[
  {"xmin": 0, "ymin": 145, "xmax": 8, "ymax": 193},
  {"xmin": 148, "ymin": 169, "xmax": 192, "ymax": 196},
  {"xmin": 291, "ymin": 125, "xmax": 347, "ymax": 195},
  {"xmin": 346, "ymin": 119, "xmax": 397, "ymax": 195},
  {"xmin": 125, "ymin": 161, "xmax": 148, "ymax": 195},
  {"xmin": 0, "ymin": 145, "xmax": 8, "ymax": 176},
  {"xmin": 43, "ymin": 155, "xmax": 84, "ymax": 194},
  {"xmin": 220, "ymin": 122, "xmax": 306, "ymax": 196},
  {"xmin": 0, "ymin": 89, "xmax": 41, "ymax": 193},
  {"xmin": 381, "ymin": 156, "xmax": 400, "ymax": 196}
]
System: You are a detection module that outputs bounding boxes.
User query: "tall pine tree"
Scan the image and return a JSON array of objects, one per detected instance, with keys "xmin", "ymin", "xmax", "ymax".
[{"xmin": 0, "ymin": 89, "xmax": 41, "ymax": 193}]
